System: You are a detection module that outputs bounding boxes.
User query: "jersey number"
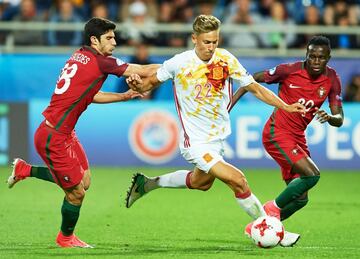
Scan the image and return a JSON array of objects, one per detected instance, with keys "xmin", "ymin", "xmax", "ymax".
[
  {"xmin": 195, "ymin": 83, "xmax": 213, "ymax": 100},
  {"xmin": 298, "ymin": 98, "xmax": 314, "ymax": 114},
  {"xmin": 55, "ymin": 63, "xmax": 78, "ymax": 94}
]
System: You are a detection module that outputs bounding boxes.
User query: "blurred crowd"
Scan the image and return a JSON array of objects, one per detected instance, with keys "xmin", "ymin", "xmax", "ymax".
[
  {"xmin": 1, "ymin": 0, "xmax": 359, "ymax": 102},
  {"xmin": 0, "ymin": 0, "xmax": 359, "ymax": 49}
]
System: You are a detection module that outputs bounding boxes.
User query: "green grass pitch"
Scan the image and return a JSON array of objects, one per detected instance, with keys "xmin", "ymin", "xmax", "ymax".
[{"xmin": 0, "ymin": 166, "xmax": 359, "ymax": 258}]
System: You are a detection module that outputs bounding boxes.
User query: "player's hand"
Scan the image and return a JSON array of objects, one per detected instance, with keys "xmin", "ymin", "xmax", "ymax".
[
  {"xmin": 126, "ymin": 74, "xmax": 143, "ymax": 91},
  {"xmin": 313, "ymin": 107, "xmax": 331, "ymax": 123},
  {"xmin": 123, "ymin": 89, "xmax": 144, "ymax": 100},
  {"xmin": 284, "ymin": 102, "xmax": 306, "ymax": 113}
]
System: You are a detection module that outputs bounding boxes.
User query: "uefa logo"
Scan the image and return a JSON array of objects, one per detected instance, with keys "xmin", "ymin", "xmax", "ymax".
[{"xmin": 129, "ymin": 109, "xmax": 179, "ymax": 164}]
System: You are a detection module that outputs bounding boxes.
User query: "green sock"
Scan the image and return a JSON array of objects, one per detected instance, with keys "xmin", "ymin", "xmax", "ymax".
[
  {"xmin": 275, "ymin": 175, "xmax": 319, "ymax": 208},
  {"xmin": 280, "ymin": 198, "xmax": 308, "ymax": 221},
  {"xmin": 30, "ymin": 166, "xmax": 55, "ymax": 183},
  {"xmin": 61, "ymin": 199, "xmax": 81, "ymax": 236}
]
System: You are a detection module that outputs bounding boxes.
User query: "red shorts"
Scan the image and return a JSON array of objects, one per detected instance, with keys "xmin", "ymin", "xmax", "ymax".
[
  {"xmin": 262, "ymin": 122, "xmax": 309, "ymax": 181},
  {"xmin": 34, "ymin": 121, "xmax": 89, "ymax": 189}
]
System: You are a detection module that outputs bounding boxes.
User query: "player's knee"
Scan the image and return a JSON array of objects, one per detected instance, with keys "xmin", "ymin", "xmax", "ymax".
[
  {"xmin": 228, "ymin": 174, "xmax": 248, "ymax": 191},
  {"xmin": 313, "ymin": 168, "xmax": 320, "ymax": 176},
  {"xmin": 191, "ymin": 179, "xmax": 214, "ymax": 191},
  {"xmin": 306, "ymin": 166, "xmax": 320, "ymax": 177},
  {"xmin": 83, "ymin": 180, "xmax": 91, "ymax": 191},
  {"xmin": 67, "ymin": 188, "xmax": 86, "ymax": 205},
  {"xmin": 82, "ymin": 170, "xmax": 91, "ymax": 190},
  {"xmin": 197, "ymin": 182, "xmax": 213, "ymax": 191}
]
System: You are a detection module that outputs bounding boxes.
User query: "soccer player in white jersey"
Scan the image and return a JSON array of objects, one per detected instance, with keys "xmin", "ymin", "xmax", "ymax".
[{"xmin": 125, "ymin": 15, "xmax": 305, "ymax": 246}]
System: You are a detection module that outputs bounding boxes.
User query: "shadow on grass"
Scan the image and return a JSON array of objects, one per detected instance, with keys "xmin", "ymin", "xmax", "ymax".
[{"xmin": 0, "ymin": 239, "xmax": 266, "ymax": 257}]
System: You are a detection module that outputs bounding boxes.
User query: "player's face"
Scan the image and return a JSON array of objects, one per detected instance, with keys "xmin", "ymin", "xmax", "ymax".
[
  {"xmin": 97, "ymin": 30, "xmax": 116, "ymax": 56},
  {"xmin": 192, "ymin": 30, "xmax": 219, "ymax": 61},
  {"xmin": 305, "ymin": 44, "xmax": 331, "ymax": 77}
]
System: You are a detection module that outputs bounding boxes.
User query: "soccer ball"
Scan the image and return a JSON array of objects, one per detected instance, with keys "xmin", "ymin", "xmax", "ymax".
[{"xmin": 250, "ymin": 216, "xmax": 284, "ymax": 248}]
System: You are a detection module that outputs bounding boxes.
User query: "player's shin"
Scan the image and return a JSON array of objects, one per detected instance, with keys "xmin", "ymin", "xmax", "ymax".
[
  {"xmin": 61, "ymin": 198, "xmax": 81, "ymax": 236},
  {"xmin": 280, "ymin": 198, "xmax": 308, "ymax": 221},
  {"xmin": 157, "ymin": 170, "xmax": 192, "ymax": 189},
  {"xmin": 275, "ymin": 175, "xmax": 319, "ymax": 208},
  {"xmin": 236, "ymin": 192, "xmax": 267, "ymax": 219},
  {"xmin": 30, "ymin": 166, "xmax": 55, "ymax": 183}
]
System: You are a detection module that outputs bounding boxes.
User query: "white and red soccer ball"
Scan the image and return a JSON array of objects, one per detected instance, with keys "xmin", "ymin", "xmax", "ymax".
[{"xmin": 250, "ymin": 216, "xmax": 284, "ymax": 248}]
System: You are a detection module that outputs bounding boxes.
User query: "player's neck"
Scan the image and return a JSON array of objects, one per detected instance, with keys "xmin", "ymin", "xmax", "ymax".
[
  {"xmin": 90, "ymin": 45, "xmax": 105, "ymax": 56},
  {"xmin": 194, "ymin": 49, "xmax": 211, "ymax": 63}
]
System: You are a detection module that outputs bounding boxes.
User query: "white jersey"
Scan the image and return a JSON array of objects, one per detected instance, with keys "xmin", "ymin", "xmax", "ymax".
[{"xmin": 157, "ymin": 48, "xmax": 254, "ymax": 148}]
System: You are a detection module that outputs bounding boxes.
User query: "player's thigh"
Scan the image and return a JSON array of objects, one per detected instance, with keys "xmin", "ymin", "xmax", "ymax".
[
  {"xmin": 209, "ymin": 160, "xmax": 248, "ymax": 188},
  {"xmin": 72, "ymin": 134, "xmax": 91, "ymax": 189},
  {"xmin": 72, "ymin": 132, "xmax": 90, "ymax": 171},
  {"xmin": 180, "ymin": 140, "xmax": 225, "ymax": 173},
  {"xmin": 292, "ymin": 157, "xmax": 320, "ymax": 177},
  {"xmin": 263, "ymin": 135, "xmax": 308, "ymax": 181},
  {"xmin": 191, "ymin": 167, "xmax": 215, "ymax": 188},
  {"xmin": 35, "ymin": 127, "xmax": 86, "ymax": 189}
]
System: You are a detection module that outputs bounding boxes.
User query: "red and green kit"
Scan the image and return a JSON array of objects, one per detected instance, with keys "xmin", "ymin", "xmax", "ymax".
[{"xmin": 262, "ymin": 61, "xmax": 343, "ymax": 180}]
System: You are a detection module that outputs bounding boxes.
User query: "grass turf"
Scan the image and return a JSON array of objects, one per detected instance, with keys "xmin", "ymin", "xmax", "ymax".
[{"xmin": 0, "ymin": 167, "xmax": 359, "ymax": 258}]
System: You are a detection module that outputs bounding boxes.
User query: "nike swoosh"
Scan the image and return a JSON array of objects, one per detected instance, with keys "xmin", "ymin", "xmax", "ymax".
[{"xmin": 289, "ymin": 84, "xmax": 302, "ymax": 89}]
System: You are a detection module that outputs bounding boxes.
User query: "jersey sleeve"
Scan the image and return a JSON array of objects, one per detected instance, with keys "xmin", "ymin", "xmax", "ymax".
[
  {"xmin": 328, "ymin": 70, "xmax": 343, "ymax": 107},
  {"xmin": 226, "ymin": 51, "xmax": 255, "ymax": 87},
  {"xmin": 156, "ymin": 55, "xmax": 177, "ymax": 82},
  {"xmin": 263, "ymin": 63, "xmax": 289, "ymax": 84},
  {"xmin": 97, "ymin": 56, "xmax": 129, "ymax": 77}
]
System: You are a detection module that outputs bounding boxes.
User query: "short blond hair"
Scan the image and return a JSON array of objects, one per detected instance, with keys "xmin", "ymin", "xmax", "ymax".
[{"xmin": 192, "ymin": 15, "xmax": 221, "ymax": 35}]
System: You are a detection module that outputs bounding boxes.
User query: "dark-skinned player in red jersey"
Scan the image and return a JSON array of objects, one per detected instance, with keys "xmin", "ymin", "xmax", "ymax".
[
  {"xmin": 231, "ymin": 36, "xmax": 344, "ymax": 246},
  {"xmin": 6, "ymin": 17, "xmax": 159, "ymax": 248}
]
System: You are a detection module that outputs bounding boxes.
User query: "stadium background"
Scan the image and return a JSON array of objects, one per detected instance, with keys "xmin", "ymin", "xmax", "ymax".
[
  {"xmin": 1, "ymin": 1, "xmax": 360, "ymax": 171},
  {"xmin": 1, "ymin": 1, "xmax": 360, "ymax": 257}
]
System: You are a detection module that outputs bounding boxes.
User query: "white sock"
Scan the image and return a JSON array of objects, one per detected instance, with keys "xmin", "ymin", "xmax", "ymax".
[
  {"xmin": 157, "ymin": 170, "xmax": 190, "ymax": 188},
  {"xmin": 236, "ymin": 193, "xmax": 267, "ymax": 219}
]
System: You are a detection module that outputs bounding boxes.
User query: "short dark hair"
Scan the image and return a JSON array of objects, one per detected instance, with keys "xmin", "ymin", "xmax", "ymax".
[
  {"xmin": 84, "ymin": 17, "xmax": 116, "ymax": 46},
  {"xmin": 307, "ymin": 35, "xmax": 331, "ymax": 51}
]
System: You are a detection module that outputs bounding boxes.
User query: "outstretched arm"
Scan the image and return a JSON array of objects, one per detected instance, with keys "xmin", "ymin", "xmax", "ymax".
[
  {"xmin": 229, "ymin": 71, "xmax": 266, "ymax": 112},
  {"xmin": 313, "ymin": 105, "xmax": 344, "ymax": 127},
  {"xmin": 126, "ymin": 74, "xmax": 162, "ymax": 93},
  {"xmin": 253, "ymin": 71, "xmax": 265, "ymax": 82},
  {"xmin": 123, "ymin": 64, "xmax": 160, "ymax": 77},
  {"xmin": 245, "ymin": 81, "xmax": 305, "ymax": 113},
  {"xmin": 92, "ymin": 90, "xmax": 143, "ymax": 103}
]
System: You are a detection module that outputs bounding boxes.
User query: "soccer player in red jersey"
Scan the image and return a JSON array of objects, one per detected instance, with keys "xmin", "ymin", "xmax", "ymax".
[
  {"xmin": 232, "ymin": 36, "xmax": 344, "ymax": 245},
  {"xmin": 7, "ymin": 17, "xmax": 159, "ymax": 248}
]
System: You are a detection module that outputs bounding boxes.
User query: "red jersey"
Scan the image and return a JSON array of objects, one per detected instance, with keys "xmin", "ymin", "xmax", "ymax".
[
  {"xmin": 43, "ymin": 46, "xmax": 128, "ymax": 133},
  {"xmin": 264, "ymin": 61, "xmax": 343, "ymax": 134}
]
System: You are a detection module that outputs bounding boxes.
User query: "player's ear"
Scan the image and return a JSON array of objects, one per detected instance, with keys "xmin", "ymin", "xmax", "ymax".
[
  {"xmin": 191, "ymin": 33, "xmax": 197, "ymax": 44},
  {"xmin": 90, "ymin": 36, "xmax": 99, "ymax": 45}
]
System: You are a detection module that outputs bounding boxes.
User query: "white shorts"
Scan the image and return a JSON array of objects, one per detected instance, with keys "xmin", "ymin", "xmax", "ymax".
[{"xmin": 180, "ymin": 140, "xmax": 225, "ymax": 173}]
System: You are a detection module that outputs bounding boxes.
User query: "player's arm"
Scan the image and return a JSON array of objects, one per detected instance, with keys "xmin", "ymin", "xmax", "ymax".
[
  {"xmin": 253, "ymin": 71, "xmax": 265, "ymax": 82},
  {"xmin": 230, "ymin": 70, "xmax": 266, "ymax": 112},
  {"xmin": 123, "ymin": 64, "xmax": 160, "ymax": 78},
  {"xmin": 126, "ymin": 73, "xmax": 162, "ymax": 93},
  {"xmin": 313, "ymin": 105, "xmax": 344, "ymax": 127},
  {"xmin": 244, "ymin": 81, "xmax": 305, "ymax": 113},
  {"xmin": 92, "ymin": 90, "xmax": 143, "ymax": 103}
]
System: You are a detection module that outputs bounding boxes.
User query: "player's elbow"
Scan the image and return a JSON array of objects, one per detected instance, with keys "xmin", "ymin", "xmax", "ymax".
[{"xmin": 329, "ymin": 118, "xmax": 343, "ymax": 127}]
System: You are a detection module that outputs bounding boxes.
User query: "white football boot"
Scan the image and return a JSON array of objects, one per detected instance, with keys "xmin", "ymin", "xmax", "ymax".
[{"xmin": 280, "ymin": 231, "xmax": 300, "ymax": 247}]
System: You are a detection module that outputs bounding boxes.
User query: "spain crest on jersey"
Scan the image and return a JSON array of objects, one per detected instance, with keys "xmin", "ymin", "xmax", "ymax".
[
  {"xmin": 213, "ymin": 67, "xmax": 223, "ymax": 80},
  {"xmin": 318, "ymin": 86, "xmax": 326, "ymax": 98}
]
